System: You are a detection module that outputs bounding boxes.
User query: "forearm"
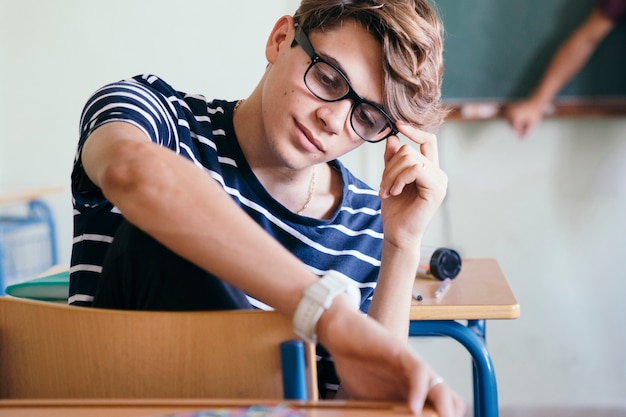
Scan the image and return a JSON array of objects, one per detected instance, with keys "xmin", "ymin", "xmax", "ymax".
[
  {"xmin": 530, "ymin": 40, "xmax": 595, "ymax": 106},
  {"xmin": 367, "ymin": 240, "xmax": 421, "ymax": 342},
  {"xmin": 369, "ymin": 130, "xmax": 445, "ymax": 341},
  {"xmin": 530, "ymin": 10, "xmax": 614, "ymax": 106},
  {"xmin": 83, "ymin": 124, "xmax": 317, "ymax": 317}
]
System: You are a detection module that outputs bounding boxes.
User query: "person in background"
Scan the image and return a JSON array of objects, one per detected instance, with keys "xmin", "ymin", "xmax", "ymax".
[
  {"xmin": 70, "ymin": 1, "xmax": 465, "ymax": 415},
  {"xmin": 504, "ymin": 0, "xmax": 626, "ymax": 138}
]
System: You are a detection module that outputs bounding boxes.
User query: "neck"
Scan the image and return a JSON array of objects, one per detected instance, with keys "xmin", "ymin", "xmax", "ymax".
[
  {"xmin": 296, "ymin": 165, "xmax": 316, "ymax": 215},
  {"xmin": 231, "ymin": 92, "xmax": 339, "ymax": 218}
]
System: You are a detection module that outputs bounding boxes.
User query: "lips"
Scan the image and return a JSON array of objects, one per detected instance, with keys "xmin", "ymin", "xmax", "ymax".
[{"xmin": 295, "ymin": 120, "xmax": 325, "ymax": 153}]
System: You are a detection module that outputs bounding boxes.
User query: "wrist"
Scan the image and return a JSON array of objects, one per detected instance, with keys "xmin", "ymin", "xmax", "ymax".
[
  {"xmin": 382, "ymin": 239, "xmax": 422, "ymax": 267},
  {"xmin": 528, "ymin": 91, "xmax": 553, "ymax": 109},
  {"xmin": 292, "ymin": 271, "xmax": 361, "ymax": 344},
  {"xmin": 315, "ymin": 293, "xmax": 363, "ymax": 345}
]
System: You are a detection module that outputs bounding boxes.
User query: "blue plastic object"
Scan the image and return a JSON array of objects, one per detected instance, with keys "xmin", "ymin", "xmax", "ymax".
[{"xmin": 280, "ymin": 340, "xmax": 308, "ymax": 400}]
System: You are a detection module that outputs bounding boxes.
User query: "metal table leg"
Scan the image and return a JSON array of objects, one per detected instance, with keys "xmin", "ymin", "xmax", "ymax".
[{"xmin": 409, "ymin": 320, "xmax": 498, "ymax": 417}]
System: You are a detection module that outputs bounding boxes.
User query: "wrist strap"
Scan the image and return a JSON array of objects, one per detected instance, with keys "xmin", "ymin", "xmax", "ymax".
[{"xmin": 292, "ymin": 271, "xmax": 361, "ymax": 344}]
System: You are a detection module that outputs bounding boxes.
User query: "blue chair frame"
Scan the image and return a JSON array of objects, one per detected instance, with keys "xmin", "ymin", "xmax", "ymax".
[{"xmin": 0, "ymin": 200, "xmax": 58, "ymax": 294}]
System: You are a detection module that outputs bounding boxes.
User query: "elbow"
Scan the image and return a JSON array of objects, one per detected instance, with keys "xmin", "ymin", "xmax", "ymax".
[{"xmin": 97, "ymin": 140, "xmax": 167, "ymax": 205}]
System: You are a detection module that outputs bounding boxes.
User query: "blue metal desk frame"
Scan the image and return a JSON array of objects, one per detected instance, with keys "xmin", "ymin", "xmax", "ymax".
[
  {"xmin": 409, "ymin": 258, "xmax": 518, "ymax": 417},
  {"xmin": 409, "ymin": 319, "xmax": 495, "ymax": 417}
]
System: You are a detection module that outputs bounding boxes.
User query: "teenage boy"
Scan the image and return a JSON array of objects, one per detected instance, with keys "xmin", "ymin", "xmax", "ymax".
[{"xmin": 70, "ymin": 1, "xmax": 465, "ymax": 415}]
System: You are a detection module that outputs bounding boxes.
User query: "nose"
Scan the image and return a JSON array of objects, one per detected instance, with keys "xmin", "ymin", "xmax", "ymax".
[{"xmin": 316, "ymin": 100, "xmax": 353, "ymax": 137}]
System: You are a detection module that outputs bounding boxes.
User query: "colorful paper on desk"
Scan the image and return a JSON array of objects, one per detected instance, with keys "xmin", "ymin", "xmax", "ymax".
[
  {"xmin": 152, "ymin": 404, "xmax": 307, "ymax": 417},
  {"xmin": 5, "ymin": 269, "xmax": 69, "ymax": 302}
]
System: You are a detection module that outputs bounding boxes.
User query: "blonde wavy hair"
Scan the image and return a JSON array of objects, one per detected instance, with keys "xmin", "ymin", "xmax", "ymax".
[{"xmin": 293, "ymin": 0, "xmax": 446, "ymax": 132}]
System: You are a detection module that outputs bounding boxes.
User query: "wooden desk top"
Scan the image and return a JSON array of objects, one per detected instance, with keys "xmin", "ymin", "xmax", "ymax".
[
  {"xmin": 0, "ymin": 186, "xmax": 64, "ymax": 206},
  {"xmin": 0, "ymin": 399, "xmax": 435, "ymax": 417},
  {"xmin": 411, "ymin": 258, "xmax": 520, "ymax": 321}
]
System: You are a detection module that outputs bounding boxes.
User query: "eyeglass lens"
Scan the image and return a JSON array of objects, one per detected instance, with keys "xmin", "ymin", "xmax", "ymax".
[{"xmin": 305, "ymin": 59, "xmax": 394, "ymax": 143}]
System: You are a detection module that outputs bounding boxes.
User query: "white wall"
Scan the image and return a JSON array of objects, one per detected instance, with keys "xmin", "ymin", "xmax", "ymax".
[
  {"xmin": 0, "ymin": 0, "xmax": 297, "ymax": 263},
  {"xmin": 341, "ymin": 114, "xmax": 626, "ymax": 409},
  {"xmin": 405, "ymin": 118, "xmax": 626, "ymax": 409},
  {"xmin": 2, "ymin": 0, "xmax": 625, "ymax": 411}
]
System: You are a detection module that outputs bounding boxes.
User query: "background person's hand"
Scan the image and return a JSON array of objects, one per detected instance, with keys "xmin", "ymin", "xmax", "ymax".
[{"xmin": 504, "ymin": 98, "xmax": 549, "ymax": 138}]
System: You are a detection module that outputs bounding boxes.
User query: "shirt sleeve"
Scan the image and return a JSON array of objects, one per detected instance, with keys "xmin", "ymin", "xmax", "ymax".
[
  {"xmin": 595, "ymin": 0, "xmax": 626, "ymax": 22},
  {"xmin": 72, "ymin": 75, "xmax": 180, "ymax": 206}
]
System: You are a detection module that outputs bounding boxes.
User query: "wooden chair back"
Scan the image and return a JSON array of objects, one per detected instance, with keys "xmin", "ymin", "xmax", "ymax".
[{"xmin": 0, "ymin": 297, "xmax": 316, "ymax": 399}]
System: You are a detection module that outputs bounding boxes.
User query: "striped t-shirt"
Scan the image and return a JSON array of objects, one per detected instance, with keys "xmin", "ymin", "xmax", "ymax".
[{"xmin": 70, "ymin": 74, "xmax": 384, "ymax": 312}]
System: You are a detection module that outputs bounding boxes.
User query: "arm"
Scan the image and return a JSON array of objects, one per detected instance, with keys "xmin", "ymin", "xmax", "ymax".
[
  {"xmin": 364, "ymin": 123, "xmax": 464, "ymax": 415},
  {"xmin": 82, "ymin": 121, "xmax": 464, "ymax": 416},
  {"xmin": 505, "ymin": 8, "xmax": 616, "ymax": 138},
  {"xmin": 82, "ymin": 122, "xmax": 314, "ymax": 316},
  {"xmin": 367, "ymin": 123, "xmax": 447, "ymax": 341}
]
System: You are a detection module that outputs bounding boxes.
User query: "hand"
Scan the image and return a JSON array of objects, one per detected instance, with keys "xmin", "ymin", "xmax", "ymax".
[
  {"xmin": 378, "ymin": 123, "xmax": 448, "ymax": 251},
  {"xmin": 317, "ymin": 299, "xmax": 466, "ymax": 416},
  {"xmin": 504, "ymin": 98, "xmax": 548, "ymax": 138}
]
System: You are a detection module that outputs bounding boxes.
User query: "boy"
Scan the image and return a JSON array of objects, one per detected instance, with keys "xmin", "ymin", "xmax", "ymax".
[{"xmin": 70, "ymin": 1, "xmax": 464, "ymax": 415}]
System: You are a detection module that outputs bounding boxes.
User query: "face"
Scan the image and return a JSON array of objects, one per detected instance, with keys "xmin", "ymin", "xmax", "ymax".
[{"xmin": 261, "ymin": 18, "xmax": 386, "ymax": 170}]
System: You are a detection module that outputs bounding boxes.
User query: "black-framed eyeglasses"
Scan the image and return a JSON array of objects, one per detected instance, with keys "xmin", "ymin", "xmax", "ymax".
[{"xmin": 293, "ymin": 25, "xmax": 398, "ymax": 143}]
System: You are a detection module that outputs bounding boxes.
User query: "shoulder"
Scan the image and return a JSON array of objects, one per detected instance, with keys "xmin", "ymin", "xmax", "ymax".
[
  {"xmin": 80, "ymin": 74, "xmax": 184, "ymax": 126},
  {"xmin": 89, "ymin": 74, "xmax": 184, "ymax": 106}
]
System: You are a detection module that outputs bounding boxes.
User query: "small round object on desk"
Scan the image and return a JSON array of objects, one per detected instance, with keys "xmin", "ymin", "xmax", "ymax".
[{"xmin": 430, "ymin": 248, "xmax": 462, "ymax": 280}]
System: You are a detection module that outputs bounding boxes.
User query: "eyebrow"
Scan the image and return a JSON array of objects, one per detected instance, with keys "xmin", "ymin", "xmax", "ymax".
[
  {"xmin": 318, "ymin": 51, "xmax": 387, "ymax": 109},
  {"xmin": 298, "ymin": 25, "xmax": 387, "ymax": 111},
  {"xmin": 320, "ymin": 53, "xmax": 351, "ymax": 83}
]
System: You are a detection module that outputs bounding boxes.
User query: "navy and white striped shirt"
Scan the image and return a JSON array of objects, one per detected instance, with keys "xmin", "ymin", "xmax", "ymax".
[{"xmin": 70, "ymin": 74, "xmax": 384, "ymax": 312}]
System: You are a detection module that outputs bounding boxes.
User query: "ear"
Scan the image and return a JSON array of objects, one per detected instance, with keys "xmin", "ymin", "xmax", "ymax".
[{"xmin": 265, "ymin": 15, "xmax": 296, "ymax": 64}]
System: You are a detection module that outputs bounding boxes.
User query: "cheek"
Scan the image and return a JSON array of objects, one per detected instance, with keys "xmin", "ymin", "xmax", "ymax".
[
  {"xmin": 343, "ymin": 121, "xmax": 366, "ymax": 147},
  {"xmin": 334, "ymin": 135, "xmax": 364, "ymax": 158}
]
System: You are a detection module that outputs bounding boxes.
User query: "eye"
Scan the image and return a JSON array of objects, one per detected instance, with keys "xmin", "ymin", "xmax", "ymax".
[
  {"xmin": 353, "ymin": 104, "xmax": 379, "ymax": 129},
  {"xmin": 311, "ymin": 62, "xmax": 346, "ymax": 96}
]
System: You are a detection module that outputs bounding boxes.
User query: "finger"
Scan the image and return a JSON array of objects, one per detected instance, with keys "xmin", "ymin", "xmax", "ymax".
[
  {"xmin": 454, "ymin": 395, "xmax": 467, "ymax": 417},
  {"xmin": 380, "ymin": 135, "xmax": 405, "ymax": 198},
  {"xmin": 427, "ymin": 384, "xmax": 454, "ymax": 417},
  {"xmin": 388, "ymin": 162, "xmax": 424, "ymax": 197},
  {"xmin": 512, "ymin": 118, "xmax": 527, "ymax": 137},
  {"xmin": 381, "ymin": 144, "xmax": 431, "ymax": 198},
  {"xmin": 384, "ymin": 133, "xmax": 401, "ymax": 164},
  {"xmin": 407, "ymin": 367, "xmax": 430, "ymax": 416},
  {"xmin": 396, "ymin": 122, "xmax": 439, "ymax": 166}
]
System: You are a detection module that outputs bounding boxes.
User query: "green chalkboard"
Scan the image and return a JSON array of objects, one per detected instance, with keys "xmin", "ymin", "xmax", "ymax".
[{"xmin": 434, "ymin": 0, "xmax": 626, "ymax": 102}]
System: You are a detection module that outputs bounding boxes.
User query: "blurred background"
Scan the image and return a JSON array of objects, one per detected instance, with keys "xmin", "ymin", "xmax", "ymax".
[{"xmin": 1, "ymin": 1, "xmax": 625, "ymax": 414}]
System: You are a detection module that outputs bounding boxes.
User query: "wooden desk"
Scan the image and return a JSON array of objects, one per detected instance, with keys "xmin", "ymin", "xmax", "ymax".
[
  {"xmin": 0, "ymin": 399, "xmax": 435, "ymax": 417},
  {"xmin": 411, "ymin": 258, "xmax": 520, "ymax": 320},
  {"xmin": 409, "ymin": 258, "xmax": 519, "ymax": 417}
]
